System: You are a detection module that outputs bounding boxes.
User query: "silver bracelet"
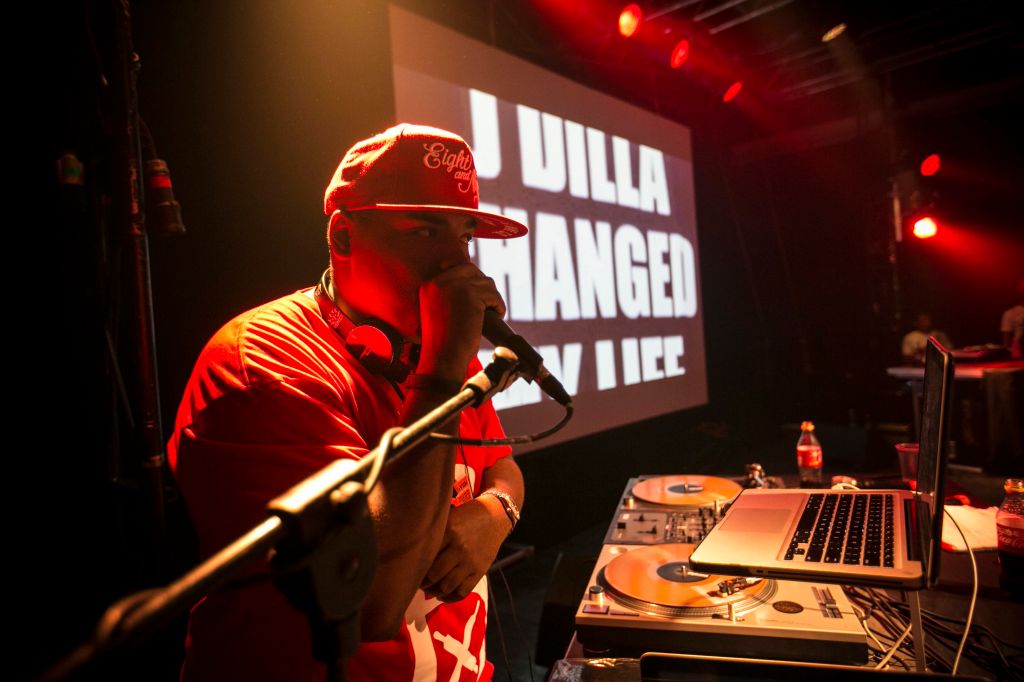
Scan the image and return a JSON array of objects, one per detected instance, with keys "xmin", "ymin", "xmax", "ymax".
[{"xmin": 479, "ymin": 489, "xmax": 520, "ymax": 531}]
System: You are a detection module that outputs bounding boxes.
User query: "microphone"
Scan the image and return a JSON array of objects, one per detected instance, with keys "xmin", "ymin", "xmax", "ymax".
[
  {"xmin": 145, "ymin": 158, "xmax": 186, "ymax": 236},
  {"xmin": 482, "ymin": 309, "xmax": 572, "ymax": 406}
]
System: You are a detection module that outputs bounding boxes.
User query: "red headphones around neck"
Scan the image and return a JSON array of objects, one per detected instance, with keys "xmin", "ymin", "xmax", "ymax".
[{"xmin": 314, "ymin": 270, "xmax": 419, "ymax": 383}]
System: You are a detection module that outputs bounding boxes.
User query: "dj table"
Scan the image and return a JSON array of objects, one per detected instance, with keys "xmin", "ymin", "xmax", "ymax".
[
  {"xmin": 553, "ymin": 474, "xmax": 1022, "ymax": 680},
  {"xmin": 886, "ymin": 360, "xmax": 1023, "ymax": 472}
]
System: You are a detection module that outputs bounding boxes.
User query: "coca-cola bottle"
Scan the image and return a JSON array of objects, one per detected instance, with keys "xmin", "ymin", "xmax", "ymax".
[
  {"xmin": 996, "ymin": 478, "xmax": 1024, "ymax": 600},
  {"xmin": 796, "ymin": 421, "xmax": 823, "ymax": 488}
]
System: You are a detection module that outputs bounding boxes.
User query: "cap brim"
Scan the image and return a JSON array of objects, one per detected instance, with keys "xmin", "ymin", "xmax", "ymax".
[{"xmin": 348, "ymin": 203, "xmax": 528, "ymax": 239}]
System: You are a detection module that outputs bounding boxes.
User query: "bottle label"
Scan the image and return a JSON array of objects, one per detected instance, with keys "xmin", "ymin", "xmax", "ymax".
[
  {"xmin": 997, "ymin": 519, "xmax": 1024, "ymax": 555},
  {"xmin": 797, "ymin": 445, "xmax": 822, "ymax": 468}
]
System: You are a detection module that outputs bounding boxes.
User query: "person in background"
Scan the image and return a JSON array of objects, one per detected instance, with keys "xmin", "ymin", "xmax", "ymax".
[
  {"xmin": 901, "ymin": 312, "xmax": 953, "ymax": 364},
  {"xmin": 1001, "ymin": 278, "xmax": 1024, "ymax": 360}
]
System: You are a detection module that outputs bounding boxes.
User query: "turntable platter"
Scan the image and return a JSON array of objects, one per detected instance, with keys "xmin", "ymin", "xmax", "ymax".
[
  {"xmin": 631, "ymin": 475, "xmax": 741, "ymax": 507},
  {"xmin": 601, "ymin": 544, "xmax": 775, "ymax": 618}
]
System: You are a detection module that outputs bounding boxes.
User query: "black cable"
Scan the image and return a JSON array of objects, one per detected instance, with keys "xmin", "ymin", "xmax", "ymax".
[
  {"xmin": 847, "ymin": 588, "xmax": 939, "ymax": 671},
  {"xmin": 977, "ymin": 627, "xmax": 1014, "ymax": 673},
  {"xmin": 913, "ymin": 604, "xmax": 1024, "ymax": 649},
  {"xmin": 886, "ymin": 602, "xmax": 1000, "ymax": 674},
  {"xmin": 486, "ymin": 579, "xmax": 515, "ymax": 682},
  {"xmin": 497, "ymin": 567, "xmax": 536, "ymax": 682},
  {"xmin": 929, "ymin": 618, "xmax": 1021, "ymax": 678},
  {"xmin": 845, "ymin": 585, "xmax": 1020, "ymax": 679},
  {"xmin": 430, "ymin": 403, "xmax": 573, "ymax": 447}
]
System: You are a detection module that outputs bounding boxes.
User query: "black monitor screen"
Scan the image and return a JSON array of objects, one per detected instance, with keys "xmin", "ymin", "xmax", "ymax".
[{"xmin": 916, "ymin": 337, "xmax": 954, "ymax": 585}]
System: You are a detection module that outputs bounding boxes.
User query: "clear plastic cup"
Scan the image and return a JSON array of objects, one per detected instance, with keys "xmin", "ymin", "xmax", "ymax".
[{"xmin": 895, "ymin": 442, "xmax": 919, "ymax": 483}]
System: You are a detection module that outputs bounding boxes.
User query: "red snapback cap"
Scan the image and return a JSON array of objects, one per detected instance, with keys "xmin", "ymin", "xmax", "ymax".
[{"xmin": 324, "ymin": 123, "xmax": 527, "ymax": 239}]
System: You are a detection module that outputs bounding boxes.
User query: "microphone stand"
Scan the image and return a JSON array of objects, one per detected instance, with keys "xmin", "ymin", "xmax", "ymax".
[
  {"xmin": 109, "ymin": 0, "xmax": 168, "ymax": 538},
  {"xmin": 40, "ymin": 351, "xmax": 521, "ymax": 682}
]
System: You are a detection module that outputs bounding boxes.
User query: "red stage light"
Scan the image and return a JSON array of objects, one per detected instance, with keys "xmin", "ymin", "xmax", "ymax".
[
  {"xmin": 821, "ymin": 23, "xmax": 847, "ymax": 43},
  {"xmin": 670, "ymin": 39, "xmax": 690, "ymax": 68},
  {"xmin": 618, "ymin": 4, "xmax": 642, "ymax": 38},
  {"xmin": 920, "ymin": 153, "xmax": 941, "ymax": 177},
  {"xmin": 723, "ymin": 81, "xmax": 743, "ymax": 103},
  {"xmin": 913, "ymin": 216, "xmax": 938, "ymax": 239}
]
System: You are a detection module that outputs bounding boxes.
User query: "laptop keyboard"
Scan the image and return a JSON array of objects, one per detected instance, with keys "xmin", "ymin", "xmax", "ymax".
[{"xmin": 784, "ymin": 493, "xmax": 895, "ymax": 567}]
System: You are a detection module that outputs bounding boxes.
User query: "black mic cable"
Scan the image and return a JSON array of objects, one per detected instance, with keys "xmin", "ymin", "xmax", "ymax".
[{"xmin": 428, "ymin": 312, "xmax": 574, "ymax": 447}]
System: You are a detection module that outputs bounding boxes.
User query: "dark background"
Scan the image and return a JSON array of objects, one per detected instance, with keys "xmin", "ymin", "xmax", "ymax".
[{"xmin": 31, "ymin": 0, "xmax": 1022, "ymax": 678}]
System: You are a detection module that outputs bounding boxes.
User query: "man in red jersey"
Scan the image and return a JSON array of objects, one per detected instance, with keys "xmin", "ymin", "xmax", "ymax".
[{"xmin": 168, "ymin": 123, "xmax": 528, "ymax": 680}]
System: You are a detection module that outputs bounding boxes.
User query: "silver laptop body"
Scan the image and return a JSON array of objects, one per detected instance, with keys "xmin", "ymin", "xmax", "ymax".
[{"xmin": 689, "ymin": 338, "xmax": 953, "ymax": 589}]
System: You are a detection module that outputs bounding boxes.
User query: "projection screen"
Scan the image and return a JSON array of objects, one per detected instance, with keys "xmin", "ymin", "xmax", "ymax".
[{"xmin": 389, "ymin": 5, "xmax": 708, "ymax": 451}]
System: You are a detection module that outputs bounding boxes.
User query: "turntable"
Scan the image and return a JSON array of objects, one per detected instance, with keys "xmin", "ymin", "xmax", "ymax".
[
  {"xmin": 604, "ymin": 475, "xmax": 739, "ymax": 545},
  {"xmin": 576, "ymin": 477, "xmax": 868, "ymax": 664},
  {"xmin": 631, "ymin": 475, "xmax": 742, "ymax": 507}
]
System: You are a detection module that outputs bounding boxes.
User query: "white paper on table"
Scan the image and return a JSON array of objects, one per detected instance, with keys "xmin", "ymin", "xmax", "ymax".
[{"xmin": 941, "ymin": 505, "xmax": 998, "ymax": 552}]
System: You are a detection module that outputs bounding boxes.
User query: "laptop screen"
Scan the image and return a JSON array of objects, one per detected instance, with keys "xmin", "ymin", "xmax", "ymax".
[{"xmin": 915, "ymin": 337, "xmax": 954, "ymax": 586}]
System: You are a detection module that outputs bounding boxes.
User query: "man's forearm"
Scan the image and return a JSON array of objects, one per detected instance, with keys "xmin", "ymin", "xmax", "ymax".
[
  {"xmin": 479, "ymin": 455, "xmax": 524, "ymax": 531},
  {"xmin": 360, "ymin": 386, "xmax": 461, "ymax": 639},
  {"xmin": 418, "ymin": 453, "xmax": 525, "ymax": 602}
]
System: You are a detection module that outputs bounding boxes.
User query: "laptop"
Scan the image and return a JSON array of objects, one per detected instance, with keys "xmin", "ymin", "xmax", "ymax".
[{"xmin": 689, "ymin": 338, "xmax": 953, "ymax": 589}]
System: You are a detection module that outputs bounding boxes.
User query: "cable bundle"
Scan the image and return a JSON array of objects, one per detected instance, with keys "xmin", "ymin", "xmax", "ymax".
[{"xmin": 844, "ymin": 585, "xmax": 1023, "ymax": 679}]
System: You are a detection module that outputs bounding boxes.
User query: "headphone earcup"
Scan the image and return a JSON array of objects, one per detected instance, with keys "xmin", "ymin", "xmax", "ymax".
[
  {"xmin": 314, "ymin": 271, "xmax": 416, "ymax": 382},
  {"xmin": 346, "ymin": 324, "xmax": 397, "ymax": 374},
  {"xmin": 345, "ymin": 318, "xmax": 413, "ymax": 381}
]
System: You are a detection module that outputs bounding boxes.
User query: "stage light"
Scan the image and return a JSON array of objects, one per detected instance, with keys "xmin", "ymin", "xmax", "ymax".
[
  {"xmin": 913, "ymin": 216, "xmax": 938, "ymax": 239},
  {"xmin": 618, "ymin": 4, "xmax": 642, "ymax": 38},
  {"xmin": 920, "ymin": 153, "xmax": 941, "ymax": 177},
  {"xmin": 669, "ymin": 39, "xmax": 690, "ymax": 68},
  {"xmin": 722, "ymin": 81, "xmax": 743, "ymax": 103},
  {"xmin": 821, "ymin": 23, "xmax": 847, "ymax": 42}
]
